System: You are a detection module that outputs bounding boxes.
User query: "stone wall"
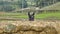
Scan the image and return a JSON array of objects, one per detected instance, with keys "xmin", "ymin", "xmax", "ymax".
[{"xmin": 0, "ymin": 20, "xmax": 59, "ymax": 34}]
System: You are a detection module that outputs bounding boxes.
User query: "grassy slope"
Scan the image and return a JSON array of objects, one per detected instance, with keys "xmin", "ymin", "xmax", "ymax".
[{"xmin": 40, "ymin": 2, "xmax": 60, "ymax": 10}]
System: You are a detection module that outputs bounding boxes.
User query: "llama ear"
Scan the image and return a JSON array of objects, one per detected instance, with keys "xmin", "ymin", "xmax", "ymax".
[
  {"xmin": 28, "ymin": 12, "xmax": 30, "ymax": 15},
  {"xmin": 32, "ymin": 12, "xmax": 35, "ymax": 15}
]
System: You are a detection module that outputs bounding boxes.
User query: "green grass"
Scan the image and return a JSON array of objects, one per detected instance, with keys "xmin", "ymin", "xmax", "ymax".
[
  {"xmin": 35, "ymin": 12, "xmax": 60, "ymax": 19},
  {"xmin": 0, "ymin": 12, "xmax": 60, "ymax": 19},
  {"xmin": 0, "ymin": 13, "xmax": 27, "ymax": 18}
]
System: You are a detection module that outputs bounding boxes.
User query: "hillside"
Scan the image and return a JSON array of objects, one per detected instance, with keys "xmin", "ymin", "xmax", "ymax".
[
  {"xmin": 0, "ymin": 0, "xmax": 60, "ymax": 12},
  {"xmin": 40, "ymin": 2, "xmax": 60, "ymax": 10}
]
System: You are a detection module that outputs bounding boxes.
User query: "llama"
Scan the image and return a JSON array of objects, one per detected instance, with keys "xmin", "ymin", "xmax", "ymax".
[{"xmin": 28, "ymin": 12, "xmax": 35, "ymax": 21}]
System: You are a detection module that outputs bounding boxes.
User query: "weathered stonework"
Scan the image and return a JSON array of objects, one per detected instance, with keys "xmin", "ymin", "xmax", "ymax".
[{"xmin": 0, "ymin": 20, "xmax": 59, "ymax": 34}]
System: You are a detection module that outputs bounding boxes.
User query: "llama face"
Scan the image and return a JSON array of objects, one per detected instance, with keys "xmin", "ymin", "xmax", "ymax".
[{"xmin": 28, "ymin": 12, "xmax": 33, "ymax": 16}]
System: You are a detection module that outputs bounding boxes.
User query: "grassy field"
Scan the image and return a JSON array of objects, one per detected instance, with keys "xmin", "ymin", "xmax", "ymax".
[
  {"xmin": 35, "ymin": 12, "xmax": 60, "ymax": 19},
  {"xmin": 0, "ymin": 11, "xmax": 60, "ymax": 19}
]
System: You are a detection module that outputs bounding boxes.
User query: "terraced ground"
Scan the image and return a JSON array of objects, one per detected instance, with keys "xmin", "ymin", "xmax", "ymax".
[
  {"xmin": 0, "ymin": 1, "xmax": 60, "ymax": 34},
  {"xmin": 0, "ymin": 11, "xmax": 60, "ymax": 20}
]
